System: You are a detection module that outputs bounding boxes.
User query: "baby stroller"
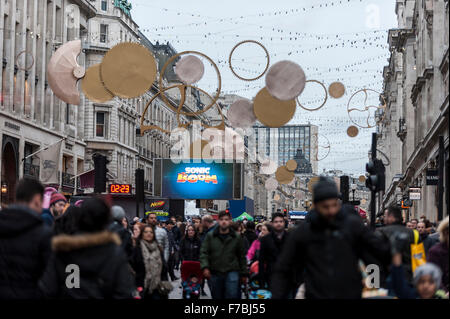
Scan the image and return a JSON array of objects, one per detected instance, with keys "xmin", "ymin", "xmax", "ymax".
[
  {"xmin": 181, "ymin": 261, "xmax": 203, "ymax": 300},
  {"xmin": 244, "ymin": 261, "xmax": 272, "ymax": 299}
]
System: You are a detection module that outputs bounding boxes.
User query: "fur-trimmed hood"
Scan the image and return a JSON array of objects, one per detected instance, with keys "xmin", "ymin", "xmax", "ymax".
[{"xmin": 52, "ymin": 231, "xmax": 121, "ymax": 252}]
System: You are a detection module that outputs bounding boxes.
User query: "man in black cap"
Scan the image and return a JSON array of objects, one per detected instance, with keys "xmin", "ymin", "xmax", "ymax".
[{"xmin": 271, "ymin": 176, "xmax": 390, "ymax": 299}]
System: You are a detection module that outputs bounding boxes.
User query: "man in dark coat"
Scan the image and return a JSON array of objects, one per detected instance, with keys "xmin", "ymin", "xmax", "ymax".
[
  {"xmin": 377, "ymin": 206, "xmax": 416, "ymax": 284},
  {"xmin": 243, "ymin": 221, "xmax": 258, "ymax": 252},
  {"xmin": 258, "ymin": 212, "xmax": 290, "ymax": 290},
  {"xmin": 271, "ymin": 177, "xmax": 391, "ymax": 299},
  {"xmin": 0, "ymin": 178, "xmax": 52, "ymax": 299}
]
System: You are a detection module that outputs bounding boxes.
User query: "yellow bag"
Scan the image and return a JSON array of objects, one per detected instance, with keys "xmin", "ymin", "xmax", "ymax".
[{"xmin": 410, "ymin": 229, "xmax": 426, "ymax": 273}]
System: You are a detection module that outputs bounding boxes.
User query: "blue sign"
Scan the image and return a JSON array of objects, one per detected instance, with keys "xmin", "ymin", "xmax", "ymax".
[
  {"xmin": 289, "ymin": 211, "xmax": 308, "ymax": 219},
  {"xmin": 161, "ymin": 160, "xmax": 234, "ymax": 200}
]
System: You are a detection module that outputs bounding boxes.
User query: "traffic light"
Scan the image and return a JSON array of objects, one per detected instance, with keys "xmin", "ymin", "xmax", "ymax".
[
  {"xmin": 365, "ymin": 159, "xmax": 385, "ymax": 192},
  {"xmin": 94, "ymin": 154, "xmax": 108, "ymax": 193},
  {"xmin": 283, "ymin": 208, "xmax": 287, "ymax": 216},
  {"xmin": 225, "ymin": 209, "xmax": 230, "ymax": 214},
  {"xmin": 340, "ymin": 175, "xmax": 350, "ymax": 203},
  {"xmin": 135, "ymin": 169, "xmax": 144, "ymax": 203}
]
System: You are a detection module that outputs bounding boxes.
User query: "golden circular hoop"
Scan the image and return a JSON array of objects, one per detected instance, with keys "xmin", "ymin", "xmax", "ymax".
[
  {"xmin": 15, "ymin": 50, "xmax": 35, "ymax": 71},
  {"xmin": 296, "ymin": 80, "xmax": 328, "ymax": 112},
  {"xmin": 140, "ymin": 84, "xmax": 225, "ymax": 135},
  {"xmin": 312, "ymin": 133, "xmax": 331, "ymax": 161},
  {"xmin": 158, "ymin": 51, "xmax": 221, "ymax": 117},
  {"xmin": 347, "ymin": 88, "xmax": 386, "ymax": 129},
  {"xmin": 228, "ymin": 40, "xmax": 270, "ymax": 81}
]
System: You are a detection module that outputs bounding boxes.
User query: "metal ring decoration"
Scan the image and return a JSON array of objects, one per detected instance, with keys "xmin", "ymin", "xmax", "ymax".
[
  {"xmin": 15, "ymin": 50, "xmax": 35, "ymax": 71},
  {"xmin": 158, "ymin": 51, "xmax": 221, "ymax": 117},
  {"xmin": 228, "ymin": 40, "xmax": 270, "ymax": 81},
  {"xmin": 140, "ymin": 84, "xmax": 225, "ymax": 135},
  {"xmin": 312, "ymin": 133, "xmax": 331, "ymax": 161},
  {"xmin": 140, "ymin": 84, "xmax": 186, "ymax": 135},
  {"xmin": 347, "ymin": 88, "xmax": 386, "ymax": 129},
  {"xmin": 296, "ymin": 80, "xmax": 328, "ymax": 112}
]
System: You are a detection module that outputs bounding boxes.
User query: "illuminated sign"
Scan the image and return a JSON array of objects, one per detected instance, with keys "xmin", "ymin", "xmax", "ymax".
[
  {"xmin": 160, "ymin": 160, "xmax": 235, "ymax": 200},
  {"xmin": 109, "ymin": 184, "xmax": 132, "ymax": 194},
  {"xmin": 176, "ymin": 167, "xmax": 218, "ymax": 184},
  {"xmin": 150, "ymin": 201, "xmax": 165, "ymax": 208}
]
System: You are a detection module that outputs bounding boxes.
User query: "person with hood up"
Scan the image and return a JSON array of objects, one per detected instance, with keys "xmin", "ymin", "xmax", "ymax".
[
  {"xmin": 271, "ymin": 176, "xmax": 391, "ymax": 299},
  {"xmin": 38, "ymin": 197, "xmax": 136, "ymax": 299},
  {"xmin": 0, "ymin": 179, "xmax": 52, "ymax": 299},
  {"xmin": 109, "ymin": 205, "xmax": 133, "ymax": 261}
]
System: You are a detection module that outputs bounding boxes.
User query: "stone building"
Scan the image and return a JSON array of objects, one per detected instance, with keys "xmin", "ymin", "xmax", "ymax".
[
  {"xmin": 379, "ymin": 0, "xmax": 449, "ymax": 222},
  {"xmin": 0, "ymin": 0, "xmax": 96, "ymax": 204}
]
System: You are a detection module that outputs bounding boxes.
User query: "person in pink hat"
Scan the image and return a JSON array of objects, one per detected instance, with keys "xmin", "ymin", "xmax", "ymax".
[{"xmin": 41, "ymin": 192, "xmax": 67, "ymax": 227}]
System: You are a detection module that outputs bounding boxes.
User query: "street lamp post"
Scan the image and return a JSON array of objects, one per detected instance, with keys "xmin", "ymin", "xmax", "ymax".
[{"xmin": 351, "ymin": 183, "xmax": 357, "ymax": 202}]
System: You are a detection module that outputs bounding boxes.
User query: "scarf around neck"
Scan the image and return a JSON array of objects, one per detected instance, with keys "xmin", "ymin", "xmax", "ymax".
[{"xmin": 140, "ymin": 240, "xmax": 162, "ymax": 293}]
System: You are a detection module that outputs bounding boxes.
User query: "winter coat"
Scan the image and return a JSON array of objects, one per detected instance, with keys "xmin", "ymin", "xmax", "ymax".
[
  {"xmin": 131, "ymin": 240, "xmax": 169, "ymax": 290},
  {"xmin": 246, "ymin": 239, "xmax": 261, "ymax": 263},
  {"xmin": 420, "ymin": 233, "xmax": 439, "ymax": 255},
  {"xmin": 271, "ymin": 207, "xmax": 391, "ymax": 299},
  {"xmin": 377, "ymin": 223, "xmax": 415, "ymax": 283},
  {"xmin": 180, "ymin": 237, "xmax": 201, "ymax": 262},
  {"xmin": 200, "ymin": 225, "xmax": 217, "ymax": 243},
  {"xmin": 154, "ymin": 226, "xmax": 169, "ymax": 262},
  {"xmin": 258, "ymin": 230, "xmax": 290, "ymax": 288},
  {"xmin": 200, "ymin": 227, "xmax": 248, "ymax": 276},
  {"xmin": 38, "ymin": 231, "xmax": 135, "ymax": 299},
  {"xmin": 428, "ymin": 242, "xmax": 449, "ymax": 292},
  {"xmin": 243, "ymin": 230, "xmax": 258, "ymax": 252},
  {"xmin": 40, "ymin": 209, "xmax": 54, "ymax": 227},
  {"xmin": 109, "ymin": 221, "xmax": 133, "ymax": 261},
  {"xmin": 0, "ymin": 205, "xmax": 52, "ymax": 299}
]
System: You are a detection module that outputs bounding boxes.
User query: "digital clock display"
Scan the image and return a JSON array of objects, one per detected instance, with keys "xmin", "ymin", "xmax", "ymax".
[{"xmin": 109, "ymin": 184, "xmax": 132, "ymax": 194}]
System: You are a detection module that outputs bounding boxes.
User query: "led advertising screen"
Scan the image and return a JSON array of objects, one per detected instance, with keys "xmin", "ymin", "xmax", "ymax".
[{"xmin": 159, "ymin": 160, "xmax": 236, "ymax": 200}]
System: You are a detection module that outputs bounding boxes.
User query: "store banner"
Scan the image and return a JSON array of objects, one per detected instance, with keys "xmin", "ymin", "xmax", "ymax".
[
  {"xmin": 426, "ymin": 169, "xmax": 439, "ymax": 185},
  {"xmin": 39, "ymin": 140, "xmax": 62, "ymax": 184}
]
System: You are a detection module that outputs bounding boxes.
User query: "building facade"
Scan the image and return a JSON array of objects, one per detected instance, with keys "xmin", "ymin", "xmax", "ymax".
[
  {"xmin": 253, "ymin": 124, "xmax": 319, "ymax": 175},
  {"xmin": 379, "ymin": 0, "xmax": 449, "ymax": 222},
  {"xmin": 0, "ymin": 0, "xmax": 96, "ymax": 204}
]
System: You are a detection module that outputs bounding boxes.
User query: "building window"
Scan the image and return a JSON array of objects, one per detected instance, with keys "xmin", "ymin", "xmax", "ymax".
[
  {"xmin": 96, "ymin": 112, "xmax": 106, "ymax": 137},
  {"xmin": 100, "ymin": 24, "xmax": 108, "ymax": 43},
  {"xmin": 101, "ymin": 0, "xmax": 108, "ymax": 11}
]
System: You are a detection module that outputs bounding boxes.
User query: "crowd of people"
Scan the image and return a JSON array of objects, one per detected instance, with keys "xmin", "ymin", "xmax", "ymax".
[{"xmin": 0, "ymin": 177, "xmax": 448, "ymax": 300}]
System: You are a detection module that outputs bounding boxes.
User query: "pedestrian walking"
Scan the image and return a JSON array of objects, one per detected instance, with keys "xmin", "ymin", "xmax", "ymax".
[
  {"xmin": 200, "ymin": 214, "xmax": 216, "ymax": 242},
  {"xmin": 109, "ymin": 206, "xmax": 133, "ymax": 261},
  {"xmin": 146, "ymin": 212, "xmax": 169, "ymax": 263},
  {"xmin": 417, "ymin": 221, "xmax": 439, "ymax": 255},
  {"xmin": 38, "ymin": 197, "xmax": 135, "ymax": 299},
  {"xmin": 377, "ymin": 206, "xmax": 416, "ymax": 284},
  {"xmin": 0, "ymin": 179, "xmax": 52, "ymax": 299},
  {"xmin": 258, "ymin": 212, "xmax": 290, "ymax": 291},
  {"xmin": 271, "ymin": 177, "xmax": 391, "ymax": 299},
  {"xmin": 180, "ymin": 225, "xmax": 201, "ymax": 262},
  {"xmin": 428, "ymin": 217, "xmax": 449, "ymax": 293},
  {"xmin": 41, "ymin": 192, "xmax": 67, "ymax": 227},
  {"xmin": 200, "ymin": 210, "xmax": 248, "ymax": 299},
  {"xmin": 131, "ymin": 225, "xmax": 173, "ymax": 299},
  {"xmin": 247, "ymin": 224, "xmax": 271, "ymax": 264},
  {"xmin": 166, "ymin": 220, "xmax": 179, "ymax": 281},
  {"xmin": 390, "ymin": 252, "xmax": 448, "ymax": 299}
]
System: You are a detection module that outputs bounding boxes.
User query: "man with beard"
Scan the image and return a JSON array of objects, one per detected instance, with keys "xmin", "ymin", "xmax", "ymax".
[
  {"xmin": 200, "ymin": 211, "xmax": 247, "ymax": 299},
  {"xmin": 271, "ymin": 177, "xmax": 390, "ymax": 299},
  {"xmin": 41, "ymin": 192, "xmax": 67, "ymax": 227}
]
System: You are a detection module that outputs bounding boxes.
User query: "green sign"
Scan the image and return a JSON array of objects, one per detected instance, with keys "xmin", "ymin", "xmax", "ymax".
[{"xmin": 114, "ymin": 0, "xmax": 132, "ymax": 16}]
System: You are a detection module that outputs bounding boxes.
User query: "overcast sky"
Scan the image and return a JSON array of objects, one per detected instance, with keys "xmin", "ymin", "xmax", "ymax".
[{"xmin": 130, "ymin": 0, "xmax": 397, "ymax": 176}]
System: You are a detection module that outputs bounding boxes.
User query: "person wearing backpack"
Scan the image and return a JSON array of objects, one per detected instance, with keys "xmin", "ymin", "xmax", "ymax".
[{"xmin": 38, "ymin": 198, "xmax": 136, "ymax": 299}]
